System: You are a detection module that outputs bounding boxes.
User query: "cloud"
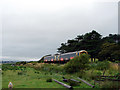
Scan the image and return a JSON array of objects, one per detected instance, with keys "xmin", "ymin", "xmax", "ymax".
[{"xmin": 2, "ymin": 1, "xmax": 118, "ymax": 60}]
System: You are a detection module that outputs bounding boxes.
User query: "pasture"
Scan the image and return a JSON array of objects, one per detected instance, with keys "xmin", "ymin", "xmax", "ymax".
[
  {"xmin": 2, "ymin": 64, "xmax": 94, "ymax": 88},
  {"xmin": 2, "ymin": 60, "xmax": 120, "ymax": 89}
]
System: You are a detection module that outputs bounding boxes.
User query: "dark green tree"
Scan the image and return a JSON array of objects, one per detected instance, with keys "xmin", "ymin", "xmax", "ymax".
[
  {"xmin": 98, "ymin": 42, "xmax": 120, "ymax": 61},
  {"xmin": 102, "ymin": 34, "xmax": 120, "ymax": 44},
  {"xmin": 81, "ymin": 30, "xmax": 102, "ymax": 61},
  {"xmin": 58, "ymin": 43, "xmax": 68, "ymax": 53},
  {"xmin": 75, "ymin": 35, "xmax": 84, "ymax": 42},
  {"xmin": 57, "ymin": 30, "xmax": 102, "ymax": 62}
]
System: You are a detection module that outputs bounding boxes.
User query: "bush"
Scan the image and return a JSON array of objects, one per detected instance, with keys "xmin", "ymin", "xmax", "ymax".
[
  {"xmin": 18, "ymin": 72, "xmax": 23, "ymax": 75},
  {"xmin": 64, "ymin": 54, "xmax": 90, "ymax": 73},
  {"xmin": 96, "ymin": 60, "xmax": 110, "ymax": 70},
  {"xmin": 2, "ymin": 72, "xmax": 4, "ymax": 75},
  {"xmin": 100, "ymin": 81, "xmax": 120, "ymax": 88},
  {"xmin": 83, "ymin": 70, "xmax": 102, "ymax": 80},
  {"xmin": 68, "ymin": 79, "xmax": 80, "ymax": 86},
  {"xmin": 18, "ymin": 71, "xmax": 26, "ymax": 75},
  {"xmin": 34, "ymin": 71, "xmax": 39, "ymax": 74},
  {"xmin": 16, "ymin": 61, "xmax": 27, "ymax": 65},
  {"xmin": 46, "ymin": 78, "xmax": 52, "ymax": 82}
]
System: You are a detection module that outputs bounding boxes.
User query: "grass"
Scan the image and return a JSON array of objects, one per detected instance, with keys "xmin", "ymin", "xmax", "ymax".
[
  {"xmin": 2, "ymin": 66, "xmax": 95, "ymax": 88},
  {"xmin": 2, "ymin": 68, "xmax": 65, "ymax": 88},
  {"xmin": 2, "ymin": 61, "xmax": 119, "ymax": 88},
  {"xmin": 0, "ymin": 70, "xmax": 2, "ymax": 89}
]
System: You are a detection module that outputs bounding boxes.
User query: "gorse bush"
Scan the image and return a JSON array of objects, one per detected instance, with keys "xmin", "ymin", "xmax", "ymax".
[{"xmin": 64, "ymin": 54, "xmax": 90, "ymax": 73}]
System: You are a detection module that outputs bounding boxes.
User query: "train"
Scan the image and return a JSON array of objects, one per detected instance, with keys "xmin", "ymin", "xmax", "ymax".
[{"xmin": 43, "ymin": 50, "xmax": 88, "ymax": 63}]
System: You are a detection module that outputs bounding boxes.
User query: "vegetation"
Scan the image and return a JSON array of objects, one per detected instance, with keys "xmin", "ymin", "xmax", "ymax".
[
  {"xmin": 2, "ymin": 30, "xmax": 120, "ymax": 88},
  {"xmin": 64, "ymin": 54, "xmax": 90, "ymax": 73},
  {"xmin": 2, "ymin": 60, "xmax": 120, "ymax": 88},
  {"xmin": 46, "ymin": 78, "xmax": 52, "ymax": 82},
  {"xmin": 57, "ymin": 30, "xmax": 120, "ymax": 62},
  {"xmin": 68, "ymin": 79, "xmax": 80, "ymax": 86},
  {"xmin": 98, "ymin": 42, "xmax": 120, "ymax": 61},
  {"xmin": 2, "ymin": 67, "xmax": 65, "ymax": 88}
]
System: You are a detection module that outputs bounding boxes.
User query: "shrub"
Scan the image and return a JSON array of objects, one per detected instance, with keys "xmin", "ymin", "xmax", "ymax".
[
  {"xmin": 50, "ymin": 72, "xmax": 52, "ymax": 75},
  {"xmin": 96, "ymin": 60, "xmax": 110, "ymax": 70},
  {"xmin": 18, "ymin": 72, "xmax": 23, "ymax": 75},
  {"xmin": 100, "ymin": 81, "xmax": 120, "ymax": 88},
  {"xmin": 2, "ymin": 72, "xmax": 4, "ymax": 75},
  {"xmin": 38, "ymin": 77, "xmax": 40, "ymax": 79},
  {"xmin": 109, "ymin": 63, "xmax": 118, "ymax": 71},
  {"xmin": 46, "ymin": 78, "xmax": 52, "ymax": 82},
  {"xmin": 16, "ymin": 61, "xmax": 27, "ymax": 65},
  {"xmin": 36, "ymin": 72, "xmax": 39, "ymax": 74},
  {"xmin": 34, "ymin": 71, "xmax": 39, "ymax": 74},
  {"xmin": 76, "ymin": 71, "xmax": 85, "ymax": 78},
  {"xmin": 89, "ymin": 63, "xmax": 97, "ymax": 69},
  {"xmin": 64, "ymin": 54, "xmax": 90, "ymax": 73},
  {"xmin": 68, "ymin": 79, "xmax": 80, "ymax": 86},
  {"xmin": 84, "ymin": 70, "xmax": 102, "ymax": 80},
  {"xmin": 17, "ymin": 71, "xmax": 26, "ymax": 75}
]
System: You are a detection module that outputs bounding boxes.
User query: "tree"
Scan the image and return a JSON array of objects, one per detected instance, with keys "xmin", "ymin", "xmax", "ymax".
[
  {"xmin": 57, "ymin": 30, "xmax": 120, "ymax": 62},
  {"xmin": 81, "ymin": 30, "xmax": 102, "ymax": 61},
  {"xmin": 75, "ymin": 35, "xmax": 83, "ymax": 42},
  {"xmin": 58, "ymin": 43, "xmax": 68, "ymax": 53},
  {"xmin": 98, "ymin": 42, "xmax": 120, "ymax": 61},
  {"xmin": 102, "ymin": 34, "xmax": 120, "ymax": 44},
  {"xmin": 57, "ymin": 30, "xmax": 102, "ymax": 62}
]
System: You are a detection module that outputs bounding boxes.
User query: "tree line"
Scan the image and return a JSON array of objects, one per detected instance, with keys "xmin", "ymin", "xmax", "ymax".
[{"xmin": 57, "ymin": 30, "xmax": 120, "ymax": 62}]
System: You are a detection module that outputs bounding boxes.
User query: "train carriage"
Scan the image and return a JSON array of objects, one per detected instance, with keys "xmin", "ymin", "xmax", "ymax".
[
  {"xmin": 59, "ymin": 52, "xmax": 76, "ymax": 62},
  {"xmin": 43, "ymin": 50, "xmax": 88, "ymax": 63}
]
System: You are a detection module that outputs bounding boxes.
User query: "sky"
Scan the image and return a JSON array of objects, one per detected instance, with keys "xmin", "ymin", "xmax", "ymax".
[{"xmin": 0, "ymin": 0, "xmax": 119, "ymax": 61}]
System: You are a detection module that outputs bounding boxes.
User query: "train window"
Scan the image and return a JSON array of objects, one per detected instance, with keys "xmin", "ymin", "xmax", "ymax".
[
  {"xmin": 44, "ymin": 56, "xmax": 53, "ymax": 61},
  {"xmin": 44, "ymin": 57, "xmax": 49, "ymax": 61},
  {"xmin": 60, "ymin": 52, "xmax": 76, "ymax": 60}
]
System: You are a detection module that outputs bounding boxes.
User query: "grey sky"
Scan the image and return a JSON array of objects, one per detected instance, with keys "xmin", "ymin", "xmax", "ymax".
[{"xmin": 1, "ymin": 0, "xmax": 119, "ymax": 61}]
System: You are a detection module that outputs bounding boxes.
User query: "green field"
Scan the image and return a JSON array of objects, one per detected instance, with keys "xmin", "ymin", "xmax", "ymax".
[
  {"xmin": 2, "ymin": 68, "xmax": 64, "ymax": 88},
  {"xmin": 2, "ymin": 64, "xmax": 95, "ymax": 88},
  {"xmin": 2, "ymin": 60, "xmax": 119, "ymax": 89},
  {"xmin": 0, "ymin": 72, "xmax": 2, "ymax": 90}
]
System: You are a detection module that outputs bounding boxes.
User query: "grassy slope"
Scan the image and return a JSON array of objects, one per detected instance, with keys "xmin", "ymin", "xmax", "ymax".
[
  {"xmin": 0, "ymin": 64, "xmax": 2, "ymax": 89},
  {"xmin": 2, "ymin": 67, "xmax": 94, "ymax": 88},
  {"xmin": 2, "ymin": 68, "xmax": 65, "ymax": 88},
  {"xmin": 0, "ymin": 71, "xmax": 2, "ymax": 89},
  {"xmin": 3, "ymin": 62, "xmax": 119, "ymax": 88}
]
